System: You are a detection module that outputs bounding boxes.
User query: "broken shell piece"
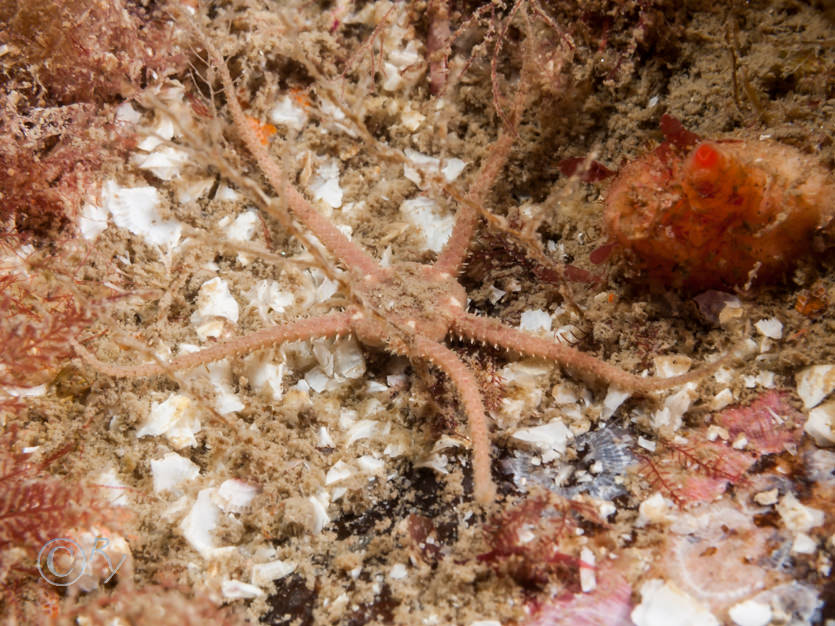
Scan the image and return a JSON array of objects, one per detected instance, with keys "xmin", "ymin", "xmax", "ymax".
[
  {"xmin": 753, "ymin": 488, "xmax": 779, "ymax": 506},
  {"xmin": 637, "ymin": 492, "xmax": 673, "ymax": 526},
  {"xmin": 150, "ymin": 452, "xmax": 200, "ymax": 493},
  {"xmin": 136, "ymin": 145, "xmax": 189, "ymax": 181},
  {"xmin": 602, "ymin": 387, "xmax": 631, "ymax": 420},
  {"xmin": 191, "ymin": 277, "xmax": 239, "ymax": 332},
  {"xmin": 222, "ymin": 579, "xmax": 264, "ymax": 600},
  {"xmin": 754, "ymin": 317, "xmax": 782, "ymax": 339},
  {"xmin": 791, "ymin": 533, "xmax": 817, "ymax": 555},
  {"xmin": 137, "ymin": 394, "xmax": 201, "ymax": 449},
  {"xmin": 796, "ymin": 364, "xmax": 835, "ymax": 409},
  {"xmin": 180, "ymin": 488, "xmax": 226, "ymax": 559},
  {"xmin": 403, "ymin": 148, "xmax": 466, "ymax": 187},
  {"xmin": 308, "ymin": 492, "xmax": 330, "ymax": 534},
  {"xmin": 345, "ymin": 419, "xmax": 379, "ymax": 446},
  {"xmin": 214, "ymin": 479, "xmax": 259, "ymax": 513},
  {"xmin": 252, "ymin": 560, "xmax": 296, "ymax": 586},
  {"xmin": 270, "ymin": 94, "xmax": 307, "ymax": 131},
  {"xmin": 102, "ymin": 180, "xmax": 182, "ymax": 250},
  {"xmin": 519, "ymin": 309, "xmax": 551, "ymax": 333},
  {"xmin": 631, "ymin": 579, "xmax": 719, "ymax": 626},
  {"xmin": 325, "ymin": 460, "xmax": 353, "ymax": 485},
  {"xmin": 579, "ymin": 547, "xmax": 596, "ymax": 593},
  {"xmin": 95, "ymin": 468, "xmax": 130, "ymax": 507},
  {"xmin": 510, "ymin": 419, "xmax": 573, "ymax": 463},
  {"xmin": 805, "ymin": 400, "xmax": 835, "ymax": 446},
  {"xmin": 400, "ymin": 196, "xmax": 454, "ymax": 253},
  {"xmin": 309, "ymin": 159, "xmax": 343, "ymax": 209},
  {"xmin": 652, "ymin": 384, "xmax": 698, "ymax": 432},
  {"xmin": 776, "ymin": 493, "xmax": 824, "ymax": 533},
  {"xmin": 728, "ymin": 599, "xmax": 771, "ymax": 626},
  {"xmin": 654, "ymin": 355, "xmax": 692, "ymax": 378}
]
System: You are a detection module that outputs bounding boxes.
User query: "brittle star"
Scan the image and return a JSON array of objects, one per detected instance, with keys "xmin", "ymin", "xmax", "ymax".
[{"xmin": 73, "ymin": 26, "xmax": 725, "ymax": 506}]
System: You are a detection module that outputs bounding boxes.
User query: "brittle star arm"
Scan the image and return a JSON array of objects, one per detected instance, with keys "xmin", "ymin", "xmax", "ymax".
[
  {"xmin": 73, "ymin": 312, "xmax": 353, "ymax": 378},
  {"xmin": 433, "ymin": 130, "xmax": 516, "ymax": 277},
  {"xmin": 453, "ymin": 312, "xmax": 726, "ymax": 395},
  {"xmin": 200, "ymin": 32, "xmax": 383, "ymax": 280},
  {"xmin": 411, "ymin": 335, "xmax": 496, "ymax": 506},
  {"xmin": 434, "ymin": 48, "xmax": 531, "ymax": 277}
]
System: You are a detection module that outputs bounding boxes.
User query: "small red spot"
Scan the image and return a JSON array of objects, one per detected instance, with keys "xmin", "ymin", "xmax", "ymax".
[
  {"xmin": 659, "ymin": 114, "xmax": 701, "ymax": 151},
  {"xmin": 557, "ymin": 157, "xmax": 615, "ymax": 182},
  {"xmin": 693, "ymin": 143, "xmax": 719, "ymax": 169}
]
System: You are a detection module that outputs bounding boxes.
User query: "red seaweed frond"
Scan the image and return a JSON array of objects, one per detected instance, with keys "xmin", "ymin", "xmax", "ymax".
[
  {"xmin": 0, "ymin": 266, "xmax": 91, "ymax": 395},
  {"xmin": 0, "ymin": 430, "xmax": 120, "ymax": 556},
  {"xmin": 635, "ymin": 435, "xmax": 755, "ymax": 506},
  {"xmin": 479, "ymin": 493, "xmax": 602, "ymax": 590},
  {"xmin": 0, "ymin": 428, "xmax": 126, "ymax": 623}
]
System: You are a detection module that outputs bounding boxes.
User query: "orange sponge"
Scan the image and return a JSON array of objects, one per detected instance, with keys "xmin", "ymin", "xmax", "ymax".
[{"xmin": 605, "ymin": 126, "xmax": 835, "ymax": 290}]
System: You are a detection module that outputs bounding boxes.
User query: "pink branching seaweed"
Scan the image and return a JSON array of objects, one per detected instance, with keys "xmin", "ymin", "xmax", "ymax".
[
  {"xmin": 479, "ymin": 493, "xmax": 602, "ymax": 590},
  {"xmin": 637, "ymin": 435, "xmax": 755, "ymax": 505}
]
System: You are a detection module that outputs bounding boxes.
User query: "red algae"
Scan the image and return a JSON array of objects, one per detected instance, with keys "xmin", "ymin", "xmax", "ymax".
[{"xmin": 605, "ymin": 125, "xmax": 835, "ymax": 290}]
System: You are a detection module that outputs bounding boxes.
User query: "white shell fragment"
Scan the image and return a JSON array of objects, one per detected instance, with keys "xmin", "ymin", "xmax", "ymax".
[
  {"xmin": 249, "ymin": 280, "xmax": 295, "ymax": 319},
  {"xmin": 222, "ymin": 579, "xmax": 264, "ymax": 600},
  {"xmin": 326, "ymin": 461, "xmax": 354, "ymax": 485},
  {"xmin": 792, "ymin": 533, "xmax": 817, "ymax": 554},
  {"xmin": 215, "ymin": 479, "xmax": 259, "ymax": 513},
  {"xmin": 602, "ymin": 387, "xmax": 631, "ymax": 419},
  {"xmin": 400, "ymin": 196, "xmax": 454, "ymax": 253},
  {"xmin": 309, "ymin": 159, "xmax": 344, "ymax": 209},
  {"xmin": 136, "ymin": 113, "xmax": 174, "ymax": 151},
  {"xmin": 631, "ymin": 579, "xmax": 719, "ymax": 626},
  {"xmin": 357, "ymin": 455, "xmax": 385, "ymax": 475},
  {"xmin": 754, "ymin": 317, "xmax": 783, "ymax": 339},
  {"xmin": 403, "ymin": 149, "xmax": 466, "ymax": 186},
  {"xmin": 191, "ymin": 277, "xmax": 240, "ymax": 331},
  {"xmin": 389, "ymin": 563, "xmax": 408, "ymax": 580},
  {"xmin": 220, "ymin": 209, "xmax": 259, "ymax": 256},
  {"xmin": 776, "ymin": 493, "xmax": 824, "ymax": 533},
  {"xmin": 346, "ymin": 419, "xmax": 379, "ymax": 446},
  {"xmin": 270, "ymin": 94, "xmax": 308, "ymax": 131},
  {"xmin": 710, "ymin": 388, "xmax": 734, "ymax": 411},
  {"xmin": 95, "ymin": 469, "xmax": 130, "ymax": 507},
  {"xmin": 101, "ymin": 180, "xmax": 182, "ymax": 250},
  {"xmin": 137, "ymin": 394, "xmax": 202, "ymax": 449},
  {"xmin": 245, "ymin": 354, "xmax": 286, "ymax": 402},
  {"xmin": 115, "ymin": 101, "xmax": 141, "ymax": 124},
  {"xmin": 654, "ymin": 355, "xmax": 692, "ymax": 378},
  {"xmin": 136, "ymin": 145, "xmax": 189, "ymax": 181},
  {"xmin": 805, "ymin": 400, "xmax": 835, "ymax": 446},
  {"xmin": 180, "ymin": 488, "xmax": 222, "ymax": 559},
  {"xmin": 579, "ymin": 547, "xmax": 596, "ymax": 592},
  {"xmin": 252, "ymin": 560, "xmax": 296, "ymax": 586},
  {"xmin": 652, "ymin": 384, "xmax": 697, "ymax": 432},
  {"xmin": 205, "ymin": 359, "xmax": 245, "ymax": 415},
  {"xmin": 309, "ymin": 491, "xmax": 331, "ymax": 534},
  {"xmin": 728, "ymin": 599, "xmax": 772, "ymax": 626},
  {"xmin": 519, "ymin": 309, "xmax": 552, "ymax": 333},
  {"xmin": 637, "ymin": 492, "xmax": 673, "ymax": 526},
  {"xmin": 150, "ymin": 452, "xmax": 200, "ymax": 493},
  {"xmin": 796, "ymin": 364, "xmax": 835, "ymax": 409},
  {"xmin": 79, "ymin": 201, "xmax": 109, "ymax": 240},
  {"xmin": 510, "ymin": 419, "xmax": 572, "ymax": 463}
]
